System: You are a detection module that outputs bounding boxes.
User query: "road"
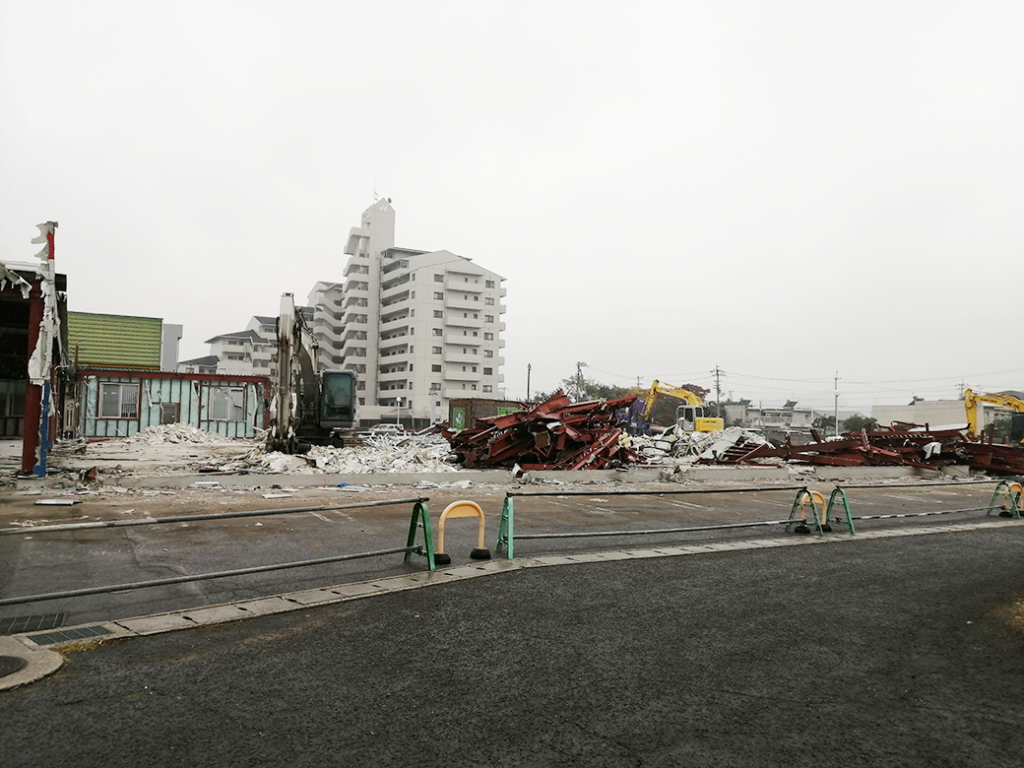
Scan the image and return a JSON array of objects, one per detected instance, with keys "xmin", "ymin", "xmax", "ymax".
[
  {"xmin": 0, "ymin": 480, "xmax": 1013, "ymax": 626},
  {"xmin": 1, "ymin": 523, "xmax": 1021, "ymax": 767}
]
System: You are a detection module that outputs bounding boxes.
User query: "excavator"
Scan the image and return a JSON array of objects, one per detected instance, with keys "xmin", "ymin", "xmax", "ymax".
[
  {"xmin": 963, "ymin": 389, "xmax": 1024, "ymax": 443},
  {"xmin": 267, "ymin": 293, "xmax": 359, "ymax": 454},
  {"xmin": 639, "ymin": 380, "xmax": 725, "ymax": 434}
]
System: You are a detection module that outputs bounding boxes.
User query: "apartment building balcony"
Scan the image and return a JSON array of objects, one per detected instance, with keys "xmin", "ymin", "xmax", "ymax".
[
  {"xmin": 343, "ymin": 259, "xmax": 371, "ymax": 277},
  {"xmin": 343, "ymin": 312, "xmax": 368, "ymax": 325},
  {"xmin": 445, "ymin": 314, "xmax": 483, "ymax": 330},
  {"xmin": 443, "ymin": 352, "xmax": 482, "ymax": 365},
  {"xmin": 343, "ymin": 328, "xmax": 368, "ymax": 342},
  {"xmin": 380, "ymin": 257, "xmax": 409, "ymax": 276},
  {"xmin": 444, "ymin": 367, "xmax": 482, "ymax": 382},
  {"xmin": 380, "ymin": 275, "xmax": 411, "ymax": 293},
  {"xmin": 443, "ymin": 387, "xmax": 486, "ymax": 399},
  {"xmin": 444, "ymin": 295, "xmax": 482, "ymax": 311},
  {"xmin": 380, "ymin": 343, "xmax": 409, "ymax": 357},
  {"xmin": 380, "ymin": 311, "xmax": 410, "ymax": 327},
  {"xmin": 343, "ymin": 296, "xmax": 368, "ymax": 309},
  {"xmin": 378, "ymin": 371, "xmax": 410, "ymax": 385},
  {"xmin": 445, "ymin": 278, "xmax": 483, "ymax": 294}
]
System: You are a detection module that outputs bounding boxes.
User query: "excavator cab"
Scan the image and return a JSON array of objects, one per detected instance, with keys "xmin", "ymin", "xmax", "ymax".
[{"xmin": 677, "ymin": 405, "xmax": 704, "ymax": 432}]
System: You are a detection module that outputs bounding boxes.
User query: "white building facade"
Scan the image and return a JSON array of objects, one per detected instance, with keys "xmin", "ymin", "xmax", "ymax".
[{"xmin": 320, "ymin": 199, "xmax": 506, "ymax": 424}]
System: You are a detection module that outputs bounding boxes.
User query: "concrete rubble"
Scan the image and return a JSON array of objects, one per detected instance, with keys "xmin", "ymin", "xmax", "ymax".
[
  {"xmin": 630, "ymin": 426, "xmax": 771, "ymax": 464},
  {"xmin": 228, "ymin": 434, "xmax": 461, "ymax": 475}
]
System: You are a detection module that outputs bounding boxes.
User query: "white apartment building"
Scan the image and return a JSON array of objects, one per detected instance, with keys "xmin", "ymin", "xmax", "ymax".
[
  {"xmin": 317, "ymin": 198, "xmax": 506, "ymax": 424},
  {"xmin": 179, "ymin": 312, "xmax": 308, "ymax": 378}
]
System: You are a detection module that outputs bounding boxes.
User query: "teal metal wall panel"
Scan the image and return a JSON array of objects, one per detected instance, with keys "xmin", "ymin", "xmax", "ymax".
[{"xmin": 80, "ymin": 376, "xmax": 263, "ymax": 439}]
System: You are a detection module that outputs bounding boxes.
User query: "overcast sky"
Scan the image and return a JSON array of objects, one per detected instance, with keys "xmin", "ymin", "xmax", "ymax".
[{"xmin": 1, "ymin": 0, "xmax": 1021, "ymax": 412}]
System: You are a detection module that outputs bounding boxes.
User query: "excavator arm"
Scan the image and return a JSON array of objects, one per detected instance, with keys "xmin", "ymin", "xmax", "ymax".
[
  {"xmin": 641, "ymin": 380, "xmax": 704, "ymax": 420},
  {"xmin": 964, "ymin": 389, "xmax": 1024, "ymax": 441}
]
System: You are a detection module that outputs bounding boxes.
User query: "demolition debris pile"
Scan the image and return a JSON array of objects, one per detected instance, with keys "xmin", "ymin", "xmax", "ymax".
[
  {"xmin": 442, "ymin": 391, "xmax": 640, "ymax": 470},
  {"xmin": 227, "ymin": 433, "xmax": 460, "ymax": 474},
  {"xmin": 124, "ymin": 423, "xmax": 235, "ymax": 445},
  {"xmin": 694, "ymin": 425, "xmax": 1024, "ymax": 474},
  {"xmin": 632, "ymin": 426, "xmax": 771, "ymax": 463}
]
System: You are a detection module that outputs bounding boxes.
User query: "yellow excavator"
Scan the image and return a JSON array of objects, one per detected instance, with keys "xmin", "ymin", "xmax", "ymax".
[
  {"xmin": 963, "ymin": 389, "xmax": 1024, "ymax": 443},
  {"xmin": 641, "ymin": 380, "xmax": 725, "ymax": 434}
]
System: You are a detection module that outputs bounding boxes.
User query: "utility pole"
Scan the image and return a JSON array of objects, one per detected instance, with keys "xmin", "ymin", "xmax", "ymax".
[
  {"xmin": 833, "ymin": 371, "xmax": 840, "ymax": 437},
  {"xmin": 527, "ymin": 363, "xmax": 532, "ymax": 401},
  {"xmin": 576, "ymin": 361, "xmax": 587, "ymax": 402},
  {"xmin": 712, "ymin": 365, "xmax": 723, "ymax": 417}
]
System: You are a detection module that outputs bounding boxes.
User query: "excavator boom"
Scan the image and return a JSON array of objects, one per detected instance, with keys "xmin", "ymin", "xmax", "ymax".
[{"xmin": 963, "ymin": 389, "xmax": 1024, "ymax": 441}]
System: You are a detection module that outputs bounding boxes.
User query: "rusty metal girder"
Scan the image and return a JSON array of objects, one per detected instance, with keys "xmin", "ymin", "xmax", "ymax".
[{"xmin": 444, "ymin": 391, "xmax": 639, "ymax": 471}]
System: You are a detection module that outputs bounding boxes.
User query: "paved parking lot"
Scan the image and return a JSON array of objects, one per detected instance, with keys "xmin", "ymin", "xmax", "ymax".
[
  {"xmin": 1, "ymin": 522, "xmax": 1022, "ymax": 767},
  {"xmin": 0, "ymin": 480, "xmax": 1014, "ymax": 626}
]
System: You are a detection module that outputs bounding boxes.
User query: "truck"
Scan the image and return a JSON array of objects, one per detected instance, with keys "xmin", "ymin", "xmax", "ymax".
[
  {"xmin": 639, "ymin": 380, "xmax": 725, "ymax": 434},
  {"xmin": 266, "ymin": 293, "xmax": 358, "ymax": 454}
]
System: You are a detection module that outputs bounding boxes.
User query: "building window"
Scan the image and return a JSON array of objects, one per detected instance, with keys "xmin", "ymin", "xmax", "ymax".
[
  {"xmin": 434, "ymin": 274, "xmax": 444, "ymax": 282},
  {"xmin": 473, "ymin": 313, "xmax": 478, "ymax": 319},
  {"xmin": 474, "ymin": 295, "xmax": 479, "ymax": 301},
  {"xmin": 485, "ymin": 350, "xmax": 494, "ymax": 358},
  {"xmin": 207, "ymin": 387, "xmax": 246, "ymax": 421},
  {"xmin": 472, "ymin": 366, "xmax": 477, "ymax": 372},
  {"xmin": 432, "ymin": 328, "xmax": 443, "ymax": 336},
  {"xmin": 484, "ymin": 367, "xmax": 493, "ymax": 375},
  {"xmin": 484, "ymin": 332, "xmax": 494, "ymax": 340},
  {"xmin": 434, "ymin": 291, "xmax": 444, "ymax": 300},
  {"xmin": 483, "ymin": 385, "xmax": 493, "ymax": 393},
  {"xmin": 434, "ymin": 310, "xmax": 443, "ymax": 318},
  {"xmin": 100, "ymin": 383, "xmax": 139, "ymax": 419},
  {"xmin": 486, "ymin": 280, "xmax": 495, "ymax": 288},
  {"xmin": 462, "ymin": 366, "xmax": 467, "ymax": 372},
  {"xmin": 432, "ymin": 346, "xmax": 442, "ymax": 354},
  {"xmin": 485, "ymin": 297, "xmax": 495, "ymax": 305},
  {"xmin": 432, "ymin": 364, "xmax": 442, "ymax": 372},
  {"xmin": 471, "ymin": 384, "xmax": 477, "ymax": 391},
  {"xmin": 485, "ymin": 315, "xmax": 494, "ymax": 323}
]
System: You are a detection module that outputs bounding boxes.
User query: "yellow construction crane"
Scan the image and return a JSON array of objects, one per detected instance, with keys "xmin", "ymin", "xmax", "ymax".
[
  {"xmin": 641, "ymin": 380, "xmax": 725, "ymax": 433},
  {"xmin": 963, "ymin": 389, "xmax": 1024, "ymax": 442}
]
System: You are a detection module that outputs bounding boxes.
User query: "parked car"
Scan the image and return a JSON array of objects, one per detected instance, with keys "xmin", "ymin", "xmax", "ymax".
[{"xmin": 359, "ymin": 423, "xmax": 409, "ymax": 439}]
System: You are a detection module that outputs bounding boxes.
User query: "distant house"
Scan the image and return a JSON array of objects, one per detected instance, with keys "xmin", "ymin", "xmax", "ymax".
[{"xmin": 68, "ymin": 312, "xmax": 268, "ymax": 439}]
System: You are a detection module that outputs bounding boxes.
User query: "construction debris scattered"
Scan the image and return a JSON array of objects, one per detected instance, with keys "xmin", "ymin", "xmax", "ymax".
[
  {"xmin": 441, "ymin": 391, "xmax": 641, "ymax": 471},
  {"xmin": 226, "ymin": 433, "xmax": 461, "ymax": 475},
  {"xmin": 693, "ymin": 425, "xmax": 1024, "ymax": 474}
]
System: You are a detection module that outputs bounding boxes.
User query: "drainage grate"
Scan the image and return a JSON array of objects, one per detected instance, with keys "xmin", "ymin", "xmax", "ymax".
[
  {"xmin": 27, "ymin": 625, "xmax": 113, "ymax": 646},
  {"xmin": 0, "ymin": 613, "xmax": 66, "ymax": 636},
  {"xmin": 0, "ymin": 655, "xmax": 28, "ymax": 677}
]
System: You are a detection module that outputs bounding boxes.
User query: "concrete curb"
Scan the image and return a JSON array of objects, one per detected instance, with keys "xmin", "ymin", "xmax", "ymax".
[
  {"xmin": 0, "ymin": 635, "xmax": 65, "ymax": 691},
  {"xmin": 5, "ymin": 517, "xmax": 1021, "ymax": 690}
]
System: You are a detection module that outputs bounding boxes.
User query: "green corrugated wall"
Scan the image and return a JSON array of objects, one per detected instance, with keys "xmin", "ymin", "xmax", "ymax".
[{"xmin": 68, "ymin": 312, "xmax": 163, "ymax": 370}]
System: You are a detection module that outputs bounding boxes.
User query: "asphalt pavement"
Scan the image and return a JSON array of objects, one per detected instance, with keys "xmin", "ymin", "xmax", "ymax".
[{"xmin": 2, "ymin": 523, "xmax": 1022, "ymax": 768}]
